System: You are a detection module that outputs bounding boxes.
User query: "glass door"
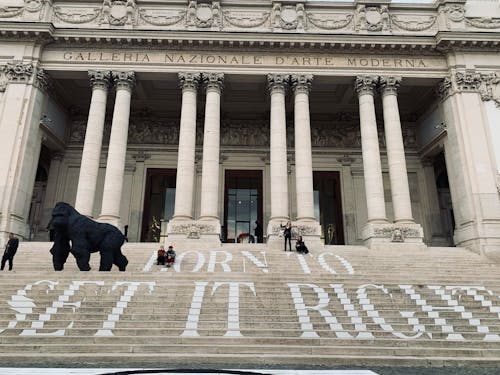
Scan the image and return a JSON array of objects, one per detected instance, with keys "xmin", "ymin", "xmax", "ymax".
[
  {"xmin": 223, "ymin": 170, "xmax": 263, "ymax": 243},
  {"xmin": 313, "ymin": 171, "xmax": 345, "ymax": 245},
  {"xmin": 141, "ymin": 169, "xmax": 176, "ymax": 242}
]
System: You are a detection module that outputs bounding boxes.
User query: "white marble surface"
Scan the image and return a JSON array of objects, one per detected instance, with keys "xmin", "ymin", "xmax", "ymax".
[{"xmin": 0, "ymin": 369, "xmax": 379, "ymax": 375}]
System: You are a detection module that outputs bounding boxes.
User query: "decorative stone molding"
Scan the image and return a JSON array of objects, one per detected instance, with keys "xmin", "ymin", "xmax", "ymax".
[
  {"xmin": 101, "ymin": 0, "xmax": 136, "ymax": 26},
  {"xmin": 5, "ymin": 62, "xmax": 34, "ymax": 83},
  {"xmin": 306, "ymin": 12, "xmax": 352, "ymax": 30},
  {"xmin": 186, "ymin": 1, "xmax": 221, "ymax": 29},
  {"xmin": 0, "ymin": 65, "xmax": 7, "ymax": 92},
  {"xmin": 354, "ymin": 76, "xmax": 378, "ymax": 96},
  {"xmin": 131, "ymin": 150, "xmax": 151, "ymax": 162},
  {"xmin": 391, "ymin": 15, "xmax": 436, "ymax": 31},
  {"xmin": 223, "ymin": 10, "xmax": 270, "ymax": 28},
  {"xmin": 169, "ymin": 222, "xmax": 217, "ymax": 237},
  {"xmin": 112, "ymin": 71, "xmax": 136, "ymax": 91},
  {"xmin": 465, "ymin": 17, "xmax": 500, "ymax": 29},
  {"xmin": 337, "ymin": 155, "xmax": 355, "ymax": 166},
  {"xmin": 203, "ymin": 72, "xmax": 224, "ymax": 92},
  {"xmin": 0, "ymin": 4, "xmax": 24, "ymax": 18},
  {"xmin": 479, "ymin": 72, "xmax": 500, "ymax": 107},
  {"xmin": 442, "ymin": 4, "xmax": 465, "ymax": 23},
  {"xmin": 291, "ymin": 74, "xmax": 313, "ymax": 94},
  {"xmin": 436, "ymin": 77, "xmax": 452, "ymax": 100},
  {"xmin": 178, "ymin": 72, "xmax": 201, "ymax": 91},
  {"xmin": 379, "ymin": 76, "xmax": 402, "ymax": 95},
  {"xmin": 272, "ymin": 2, "xmax": 306, "ymax": 31},
  {"xmin": 88, "ymin": 70, "xmax": 112, "ymax": 90},
  {"xmin": 454, "ymin": 70, "xmax": 482, "ymax": 92},
  {"xmin": 364, "ymin": 223, "xmax": 424, "ymax": 243},
  {"xmin": 356, "ymin": 5, "xmax": 390, "ymax": 32},
  {"xmin": 53, "ymin": 6, "xmax": 101, "ymax": 24},
  {"xmin": 138, "ymin": 8, "xmax": 185, "ymax": 26},
  {"xmin": 34, "ymin": 68, "xmax": 53, "ymax": 93}
]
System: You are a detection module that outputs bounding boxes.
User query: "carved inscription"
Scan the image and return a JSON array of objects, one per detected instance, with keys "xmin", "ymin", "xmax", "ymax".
[{"xmin": 45, "ymin": 50, "xmax": 446, "ymax": 70}]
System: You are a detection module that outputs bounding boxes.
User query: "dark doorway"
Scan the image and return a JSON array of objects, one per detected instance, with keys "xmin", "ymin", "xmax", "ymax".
[
  {"xmin": 141, "ymin": 169, "xmax": 176, "ymax": 242},
  {"xmin": 223, "ymin": 170, "xmax": 263, "ymax": 243},
  {"xmin": 313, "ymin": 171, "xmax": 345, "ymax": 245},
  {"xmin": 434, "ymin": 152, "xmax": 455, "ymax": 246}
]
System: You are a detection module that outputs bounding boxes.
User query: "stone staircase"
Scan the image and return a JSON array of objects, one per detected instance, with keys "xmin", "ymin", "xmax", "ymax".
[{"xmin": 1, "ymin": 242, "xmax": 500, "ymax": 369}]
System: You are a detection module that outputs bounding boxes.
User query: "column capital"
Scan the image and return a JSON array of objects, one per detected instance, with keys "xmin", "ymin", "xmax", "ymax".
[
  {"xmin": 379, "ymin": 76, "xmax": 402, "ymax": 95},
  {"xmin": 179, "ymin": 72, "xmax": 202, "ymax": 91},
  {"xmin": 89, "ymin": 70, "xmax": 112, "ymax": 91},
  {"xmin": 203, "ymin": 72, "xmax": 224, "ymax": 92},
  {"xmin": 112, "ymin": 71, "xmax": 136, "ymax": 91},
  {"xmin": 291, "ymin": 74, "xmax": 313, "ymax": 95},
  {"xmin": 453, "ymin": 70, "xmax": 482, "ymax": 93},
  {"xmin": 5, "ymin": 62, "xmax": 34, "ymax": 83},
  {"xmin": 355, "ymin": 75, "xmax": 378, "ymax": 96},
  {"xmin": 436, "ymin": 76, "xmax": 452, "ymax": 101},
  {"xmin": 267, "ymin": 73, "xmax": 289, "ymax": 94},
  {"xmin": 34, "ymin": 68, "xmax": 54, "ymax": 93}
]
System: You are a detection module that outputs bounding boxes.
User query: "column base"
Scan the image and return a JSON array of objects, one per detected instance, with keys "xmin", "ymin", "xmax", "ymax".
[
  {"xmin": 362, "ymin": 222, "xmax": 425, "ymax": 250},
  {"xmin": 454, "ymin": 222, "xmax": 500, "ymax": 262},
  {"xmin": 97, "ymin": 215, "xmax": 122, "ymax": 230},
  {"xmin": 266, "ymin": 219, "xmax": 322, "ymax": 251},
  {"xmin": 167, "ymin": 218, "xmax": 221, "ymax": 249}
]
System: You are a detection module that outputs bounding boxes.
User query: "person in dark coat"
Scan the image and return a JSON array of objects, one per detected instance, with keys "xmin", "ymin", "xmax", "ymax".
[
  {"xmin": 295, "ymin": 236, "xmax": 309, "ymax": 254},
  {"xmin": 1, "ymin": 233, "xmax": 19, "ymax": 271},
  {"xmin": 281, "ymin": 221, "xmax": 292, "ymax": 252},
  {"xmin": 254, "ymin": 220, "xmax": 263, "ymax": 243}
]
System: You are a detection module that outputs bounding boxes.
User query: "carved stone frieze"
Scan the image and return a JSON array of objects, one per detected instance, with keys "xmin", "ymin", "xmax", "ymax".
[
  {"xmin": 311, "ymin": 123, "xmax": 361, "ymax": 149},
  {"xmin": 0, "ymin": 0, "xmax": 44, "ymax": 19},
  {"xmin": 443, "ymin": 4, "xmax": 465, "ymax": 23},
  {"xmin": 138, "ymin": 8, "xmax": 185, "ymax": 26},
  {"xmin": 5, "ymin": 62, "xmax": 34, "ymax": 83},
  {"xmin": 186, "ymin": 1, "xmax": 221, "ymax": 29},
  {"xmin": 223, "ymin": 10, "xmax": 270, "ymax": 28},
  {"xmin": 356, "ymin": 5, "xmax": 390, "ymax": 32},
  {"xmin": 306, "ymin": 12, "xmax": 353, "ymax": 30},
  {"xmin": 0, "ymin": 4, "xmax": 24, "ymax": 19},
  {"xmin": 465, "ymin": 17, "xmax": 500, "ymax": 29},
  {"xmin": 169, "ymin": 222, "xmax": 216, "ymax": 236},
  {"xmin": 53, "ymin": 6, "xmax": 101, "ymax": 24},
  {"xmin": 391, "ymin": 15, "xmax": 436, "ymax": 31},
  {"xmin": 221, "ymin": 120, "xmax": 269, "ymax": 147},
  {"xmin": 128, "ymin": 119, "xmax": 179, "ymax": 145}
]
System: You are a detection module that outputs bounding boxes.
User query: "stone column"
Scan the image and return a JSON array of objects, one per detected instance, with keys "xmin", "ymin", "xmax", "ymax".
[
  {"xmin": 355, "ymin": 76, "xmax": 387, "ymax": 224},
  {"xmin": 267, "ymin": 74, "xmax": 289, "ymax": 241},
  {"xmin": 41, "ymin": 153, "xmax": 64, "ymax": 228},
  {"xmin": 98, "ymin": 71, "xmax": 135, "ymax": 228},
  {"xmin": 291, "ymin": 74, "xmax": 316, "ymax": 221},
  {"xmin": 75, "ymin": 71, "xmax": 111, "ymax": 217},
  {"xmin": 379, "ymin": 76, "xmax": 414, "ymax": 223},
  {"xmin": 198, "ymin": 73, "xmax": 224, "ymax": 240},
  {"xmin": 172, "ymin": 73, "xmax": 201, "ymax": 221}
]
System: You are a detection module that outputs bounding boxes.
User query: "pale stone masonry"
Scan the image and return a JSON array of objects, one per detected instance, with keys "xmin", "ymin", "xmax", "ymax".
[{"xmin": 0, "ymin": 0, "xmax": 499, "ymax": 259}]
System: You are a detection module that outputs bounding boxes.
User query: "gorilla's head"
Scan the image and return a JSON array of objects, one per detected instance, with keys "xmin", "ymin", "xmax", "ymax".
[{"xmin": 51, "ymin": 202, "xmax": 77, "ymax": 230}]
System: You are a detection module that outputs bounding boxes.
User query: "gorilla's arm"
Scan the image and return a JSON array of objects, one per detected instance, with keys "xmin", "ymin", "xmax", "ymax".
[
  {"xmin": 50, "ymin": 231, "xmax": 71, "ymax": 271},
  {"xmin": 71, "ymin": 238, "xmax": 92, "ymax": 271}
]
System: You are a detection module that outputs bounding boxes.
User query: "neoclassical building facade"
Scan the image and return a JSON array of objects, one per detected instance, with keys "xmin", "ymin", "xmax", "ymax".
[{"xmin": 0, "ymin": 0, "xmax": 499, "ymax": 256}]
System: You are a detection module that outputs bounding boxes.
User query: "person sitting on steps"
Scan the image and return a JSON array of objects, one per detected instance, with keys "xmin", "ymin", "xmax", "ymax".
[
  {"xmin": 157, "ymin": 245, "xmax": 166, "ymax": 265},
  {"xmin": 165, "ymin": 245, "xmax": 176, "ymax": 268},
  {"xmin": 295, "ymin": 236, "xmax": 308, "ymax": 254}
]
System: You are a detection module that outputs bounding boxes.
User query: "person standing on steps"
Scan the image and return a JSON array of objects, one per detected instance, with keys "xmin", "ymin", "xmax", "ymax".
[
  {"xmin": 281, "ymin": 221, "xmax": 292, "ymax": 252},
  {"xmin": 1, "ymin": 233, "xmax": 19, "ymax": 271},
  {"xmin": 254, "ymin": 220, "xmax": 263, "ymax": 244}
]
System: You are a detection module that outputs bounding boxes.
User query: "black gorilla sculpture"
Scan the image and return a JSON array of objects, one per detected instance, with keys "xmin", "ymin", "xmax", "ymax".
[{"xmin": 49, "ymin": 202, "xmax": 128, "ymax": 271}]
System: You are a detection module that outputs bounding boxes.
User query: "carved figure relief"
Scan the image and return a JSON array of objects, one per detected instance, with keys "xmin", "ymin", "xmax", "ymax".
[
  {"xmin": 186, "ymin": 1, "xmax": 221, "ymax": 29},
  {"xmin": 356, "ymin": 5, "xmax": 390, "ymax": 32},
  {"xmin": 220, "ymin": 121, "xmax": 269, "ymax": 147}
]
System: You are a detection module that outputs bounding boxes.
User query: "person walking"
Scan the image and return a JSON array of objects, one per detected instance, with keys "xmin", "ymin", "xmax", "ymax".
[
  {"xmin": 281, "ymin": 221, "xmax": 292, "ymax": 252},
  {"xmin": 1, "ymin": 233, "xmax": 19, "ymax": 271}
]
